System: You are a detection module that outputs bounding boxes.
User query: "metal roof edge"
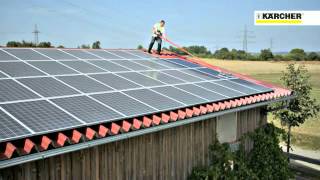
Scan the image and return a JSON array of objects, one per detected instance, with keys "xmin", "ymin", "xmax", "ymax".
[{"xmin": 0, "ymin": 95, "xmax": 294, "ymax": 169}]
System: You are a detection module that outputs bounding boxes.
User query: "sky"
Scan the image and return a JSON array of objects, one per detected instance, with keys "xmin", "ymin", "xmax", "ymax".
[{"xmin": 1, "ymin": 0, "xmax": 320, "ymax": 52}]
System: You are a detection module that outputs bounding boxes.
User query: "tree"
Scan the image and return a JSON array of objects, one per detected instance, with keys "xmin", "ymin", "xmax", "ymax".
[
  {"xmin": 7, "ymin": 41, "xmax": 22, "ymax": 47},
  {"xmin": 307, "ymin": 52, "xmax": 319, "ymax": 61},
  {"xmin": 168, "ymin": 46, "xmax": 187, "ymax": 55},
  {"xmin": 37, "ymin": 42, "xmax": 52, "ymax": 48},
  {"xmin": 288, "ymin": 48, "xmax": 306, "ymax": 61},
  {"xmin": 259, "ymin": 49, "xmax": 274, "ymax": 60},
  {"xmin": 57, "ymin": 45, "xmax": 65, "ymax": 48},
  {"xmin": 214, "ymin": 48, "xmax": 231, "ymax": 59},
  {"xmin": 137, "ymin": 45, "xmax": 143, "ymax": 49},
  {"xmin": 273, "ymin": 64, "xmax": 320, "ymax": 156},
  {"xmin": 92, "ymin": 41, "xmax": 101, "ymax": 49},
  {"xmin": 79, "ymin": 44, "xmax": 90, "ymax": 49}
]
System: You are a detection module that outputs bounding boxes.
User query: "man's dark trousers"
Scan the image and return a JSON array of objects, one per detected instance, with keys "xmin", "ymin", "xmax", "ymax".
[{"xmin": 148, "ymin": 36, "xmax": 162, "ymax": 54}]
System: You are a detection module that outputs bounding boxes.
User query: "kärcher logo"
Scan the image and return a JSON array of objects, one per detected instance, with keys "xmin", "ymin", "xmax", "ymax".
[{"xmin": 257, "ymin": 13, "xmax": 302, "ymax": 20}]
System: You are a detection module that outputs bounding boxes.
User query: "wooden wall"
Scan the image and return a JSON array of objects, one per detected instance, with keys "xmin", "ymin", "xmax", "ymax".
[{"xmin": 0, "ymin": 107, "xmax": 265, "ymax": 180}]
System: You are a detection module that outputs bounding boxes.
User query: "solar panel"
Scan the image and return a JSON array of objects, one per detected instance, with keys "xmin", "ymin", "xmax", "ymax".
[
  {"xmin": 213, "ymin": 80, "xmax": 260, "ymax": 95},
  {"xmin": 90, "ymin": 73, "xmax": 141, "ymax": 90},
  {"xmin": 179, "ymin": 69, "xmax": 219, "ymax": 80},
  {"xmin": 18, "ymin": 77, "xmax": 80, "ymax": 97},
  {"xmin": 0, "ymin": 79, "xmax": 40, "ymax": 102},
  {"xmin": 124, "ymin": 89, "xmax": 184, "ymax": 111},
  {"xmin": 175, "ymin": 84, "xmax": 227, "ymax": 101},
  {"xmin": 165, "ymin": 59, "xmax": 201, "ymax": 68},
  {"xmin": 0, "ymin": 72, "xmax": 7, "ymax": 78},
  {"xmin": 163, "ymin": 70, "xmax": 202, "ymax": 82},
  {"xmin": 132, "ymin": 60, "xmax": 169, "ymax": 69},
  {"xmin": 127, "ymin": 50, "xmax": 155, "ymax": 58},
  {"xmin": 51, "ymin": 96, "xmax": 123, "ymax": 124},
  {"xmin": 61, "ymin": 61, "xmax": 106, "ymax": 73},
  {"xmin": 196, "ymin": 82, "xmax": 246, "ymax": 97},
  {"xmin": 58, "ymin": 75, "xmax": 113, "ymax": 93},
  {"xmin": 108, "ymin": 50, "xmax": 141, "ymax": 59},
  {"xmin": 152, "ymin": 86, "xmax": 207, "ymax": 105},
  {"xmin": 229, "ymin": 79, "xmax": 271, "ymax": 92},
  {"xmin": 0, "ymin": 48, "xmax": 274, "ymax": 143},
  {"xmin": 29, "ymin": 61, "xmax": 78, "ymax": 75},
  {"xmin": 90, "ymin": 60, "xmax": 130, "ymax": 72},
  {"xmin": 3, "ymin": 48, "xmax": 50, "ymax": 60},
  {"xmin": 197, "ymin": 68, "xmax": 234, "ymax": 78},
  {"xmin": 1, "ymin": 100, "xmax": 82, "ymax": 133},
  {"xmin": 92, "ymin": 92, "xmax": 156, "ymax": 116},
  {"xmin": 0, "ymin": 109, "xmax": 31, "ymax": 141},
  {"xmin": 34, "ymin": 49, "xmax": 77, "ymax": 60},
  {"xmin": 0, "ymin": 62, "xmax": 45, "ymax": 77},
  {"xmin": 87, "ymin": 50, "xmax": 124, "ymax": 59},
  {"xmin": 154, "ymin": 59, "xmax": 187, "ymax": 69},
  {"xmin": 0, "ymin": 50, "xmax": 18, "ymax": 61},
  {"xmin": 139, "ymin": 71, "xmax": 185, "ymax": 84},
  {"xmin": 62, "ymin": 49, "xmax": 101, "ymax": 59},
  {"xmin": 112, "ymin": 60, "xmax": 151, "ymax": 70},
  {"xmin": 117, "ymin": 72, "xmax": 164, "ymax": 87}
]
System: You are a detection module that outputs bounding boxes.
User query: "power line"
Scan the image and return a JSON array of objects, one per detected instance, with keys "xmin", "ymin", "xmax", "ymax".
[
  {"xmin": 240, "ymin": 25, "xmax": 255, "ymax": 52},
  {"xmin": 32, "ymin": 24, "xmax": 40, "ymax": 45}
]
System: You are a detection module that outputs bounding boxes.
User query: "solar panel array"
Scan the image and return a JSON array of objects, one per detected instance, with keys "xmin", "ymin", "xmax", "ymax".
[{"xmin": 0, "ymin": 48, "xmax": 273, "ymax": 142}]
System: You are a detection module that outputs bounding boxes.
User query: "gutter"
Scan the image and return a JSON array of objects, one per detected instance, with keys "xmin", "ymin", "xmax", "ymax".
[{"xmin": 0, "ymin": 95, "xmax": 295, "ymax": 169}]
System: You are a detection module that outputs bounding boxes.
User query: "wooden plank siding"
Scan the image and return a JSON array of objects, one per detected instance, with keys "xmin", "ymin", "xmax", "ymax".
[{"xmin": 0, "ymin": 107, "xmax": 266, "ymax": 180}]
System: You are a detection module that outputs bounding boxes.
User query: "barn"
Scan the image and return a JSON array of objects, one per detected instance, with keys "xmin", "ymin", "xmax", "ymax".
[{"xmin": 0, "ymin": 48, "xmax": 293, "ymax": 179}]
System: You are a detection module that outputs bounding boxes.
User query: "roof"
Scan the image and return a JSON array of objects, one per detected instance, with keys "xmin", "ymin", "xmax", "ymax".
[{"xmin": 0, "ymin": 48, "xmax": 293, "ymax": 168}]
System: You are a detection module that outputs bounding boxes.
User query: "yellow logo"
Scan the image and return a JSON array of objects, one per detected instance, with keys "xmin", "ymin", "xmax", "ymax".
[{"xmin": 255, "ymin": 11, "xmax": 305, "ymax": 25}]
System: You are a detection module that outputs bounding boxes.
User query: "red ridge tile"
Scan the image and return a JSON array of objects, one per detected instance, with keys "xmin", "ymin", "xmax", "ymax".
[
  {"xmin": 212, "ymin": 103, "xmax": 220, "ymax": 111},
  {"xmin": 142, "ymin": 117, "xmax": 152, "ymax": 128},
  {"xmin": 98, "ymin": 125, "xmax": 109, "ymax": 137},
  {"xmin": 152, "ymin": 115, "xmax": 161, "ymax": 125},
  {"xmin": 230, "ymin": 100, "xmax": 237, "ymax": 108},
  {"xmin": 200, "ymin": 105, "xmax": 207, "ymax": 114},
  {"xmin": 178, "ymin": 110, "xmax": 186, "ymax": 119},
  {"xmin": 170, "ymin": 111, "xmax": 178, "ymax": 121},
  {"xmin": 218, "ymin": 102, "xmax": 225, "ymax": 110},
  {"xmin": 224, "ymin": 101, "xmax": 231, "ymax": 109},
  {"xmin": 193, "ymin": 107, "xmax": 201, "ymax": 116},
  {"xmin": 185, "ymin": 108, "xmax": 193, "ymax": 118},
  {"xmin": 71, "ymin": 130, "xmax": 82, "ymax": 144},
  {"xmin": 22, "ymin": 139, "xmax": 35, "ymax": 154},
  {"xmin": 245, "ymin": 97, "xmax": 252, "ymax": 104},
  {"xmin": 40, "ymin": 136, "xmax": 52, "ymax": 151},
  {"xmin": 2, "ymin": 142, "xmax": 17, "ymax": 159},
  {"xmin": 132, "ymin": 118, "xmax": 142, "ymax": 130},
  {"xmin": 56, "ymin": 133, "xmax": 68, "ymax": 147},
  {"xmin": 85, "ymin": 127, "xmax": 96, "ymax": 140},
  {"xmin": 110, "ymin": 123, "xmax": 120, "ymax": 135},
  {"xmin": 206, "ymin": 104, "xmax": 214, "ymax": 113},
  {"xmin": 161, "ymin": 113, "xmax": 170, "ymax": 123},
  {"xmin": 235, "ymin": 99, "xmax": 242, "ymax": 106},
  {"xmin": 240, "ymin": 98, "xmax": 247, "ymax": 105},
  {"xmin": 120, "ymin": 120, "xmax": 132, "ymax": 133}
]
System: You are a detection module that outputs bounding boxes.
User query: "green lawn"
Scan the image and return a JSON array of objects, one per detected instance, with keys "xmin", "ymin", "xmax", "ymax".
[{"xmin": 202, "ymin": 59, "xmax": 320, "ymax": 150}]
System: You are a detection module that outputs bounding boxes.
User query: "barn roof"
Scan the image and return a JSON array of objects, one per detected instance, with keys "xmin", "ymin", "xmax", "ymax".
[{"xmin": 0, "ymin": 48, "xmax": 293, "ymax": 168}]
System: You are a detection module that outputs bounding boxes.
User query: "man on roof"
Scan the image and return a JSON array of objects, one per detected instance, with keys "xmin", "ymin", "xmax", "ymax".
[{"xmin": 147, "ymin": 20, "xmax": 165, "ymax": 55}]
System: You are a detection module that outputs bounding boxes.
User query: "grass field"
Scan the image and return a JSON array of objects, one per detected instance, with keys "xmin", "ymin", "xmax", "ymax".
[{"xmin": 202, "ymin": 59, "xmax": 320, "ymax": 150}]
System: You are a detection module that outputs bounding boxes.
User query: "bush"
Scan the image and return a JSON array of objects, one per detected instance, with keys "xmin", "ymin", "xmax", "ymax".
[
  {"xmin": 259, "ymin": 49, "xmax": 274, "ymax": 60},
  {"xmin": 288, "ymin": 48, "xmax": 306, "ymax": 61},
  {"xmin": 137, "ymin": 45, "xmax": 144, "ymax": 50},
  {"xmin": 307, "ymin": 52, "xmax": 319, "ymax": 61},
  {"xmin": 188, "ymin": 123, "xmax": 292, "ymax": 179}
]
